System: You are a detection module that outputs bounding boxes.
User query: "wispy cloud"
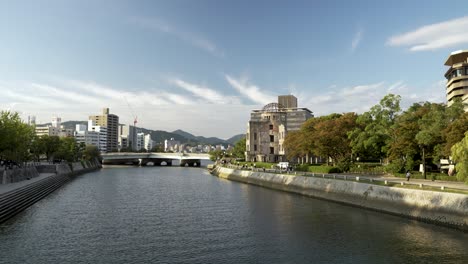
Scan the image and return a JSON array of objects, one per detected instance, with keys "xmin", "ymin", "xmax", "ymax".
[
  {"xmin": 225, "ymin": 75, "xmax": 276, "ymax": 105},
  {"xmin": 130, "ymin": 17, "xmax": 224, "ymax": 58},
  {"xmin": 304, "ymin": 80, "xmax": 446, "ymax": 116},
  {"xmin": 387, "ymin": 16, "xmax": 468, "ymax": 51},
  {"xmin": 351, "ymin": 29, "xmax": 363, "ymax": 51},
  {"xmin": 169, "ymin": 78, "xmax": 241, "ymax": 104}
]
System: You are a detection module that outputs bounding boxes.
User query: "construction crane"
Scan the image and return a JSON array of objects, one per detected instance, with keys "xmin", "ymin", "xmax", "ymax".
[{"xmin": 125, "ymin": 97, "xmax": 138, "ymax": 127}]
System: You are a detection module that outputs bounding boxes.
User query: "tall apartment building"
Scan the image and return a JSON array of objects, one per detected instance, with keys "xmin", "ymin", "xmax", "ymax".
[
  {"xmin": 118, "ymin": 124, "xmax": 137, "ymax": 151},
  {"xmin": 444, "ymin": 50, "xmax": 468, "ymax": 111},
  {"xmin": 144, "ymin": 134, "xmax": 154, "ymax": 151},
  {"xmin": 245, "ymin": 95, "xmax": 313, "ymax": 162},
  {"xmin": 89, "ymin": 108, "xmax": 119, "ymax": 152}
]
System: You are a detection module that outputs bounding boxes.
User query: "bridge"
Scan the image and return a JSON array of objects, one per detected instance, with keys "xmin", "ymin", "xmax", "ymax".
[{"xmin": 101, "ymin": 152, "xmax": 210, "ymax": 167}]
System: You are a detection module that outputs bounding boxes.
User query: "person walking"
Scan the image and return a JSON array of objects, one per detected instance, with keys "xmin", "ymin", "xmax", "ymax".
[{"xmin": 406, "ymin": 170, "xmax": 411, "ymax": 181}]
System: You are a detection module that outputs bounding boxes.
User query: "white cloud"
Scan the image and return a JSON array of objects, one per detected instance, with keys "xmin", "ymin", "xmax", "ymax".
[
  {"xmin": 225, "ymin": 75, "xmax": 276, "ymax": 105},
  {"xmin": 387, "ymin": 16, "xmax": 468, "ymax": 51},
  {"xmin": 169, "ymin": 78, "xmax": 241, "ymax": 104},
  {"xmin": 0, "ymin": 78, "xmax": 254, "ymax": 138},
  {"xmin": 351, "ymin": 29, "xmax": 363, "ymax": 51},
  {"xmin": 304, "ymin": 80, "xmax": 447, "ymax": 116},
  {"xmin": 131, "ymin": 17, "xmax": 224, "ymax": 58}
]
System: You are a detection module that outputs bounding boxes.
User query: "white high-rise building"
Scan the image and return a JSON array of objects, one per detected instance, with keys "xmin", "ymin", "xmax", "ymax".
[
  {"xmin": 52, "ymin": 116, "xmax": 62, "ymax": 128},
  {"xmin": 144, "ymin": 134, "xmax": 154, "ymax": 151},
  {"xmin": 136, "ymin": 132, "xmax": 145, "ymax": 151}
]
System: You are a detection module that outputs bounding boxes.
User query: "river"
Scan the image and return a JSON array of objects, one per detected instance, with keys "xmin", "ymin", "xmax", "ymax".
[{"xmin": 0, "ymin": 166, "xmax": 467, "ymax": 263}]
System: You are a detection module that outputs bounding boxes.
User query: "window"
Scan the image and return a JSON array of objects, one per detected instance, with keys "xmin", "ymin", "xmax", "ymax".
[
  {"xmin": 270, "ymin": 135, "xmax": 274, "ymax": 142},
  {"xmin": 269, "ymin": 124, "xmax": 273, "ymax": 130},
  {"xmin": 254, "ymin": 133, "xmax": 257, "ymax": 140},
  {"xmin": 270, "ymin": 147, "xmax": 274, "ymax": 154},
  {"xmin": 254, "ymin": 145, "xmax": 257, "ymax": 151},
  {"xmin": 247, "ymin": 144, "xmax": 250, "ymax": 151}
]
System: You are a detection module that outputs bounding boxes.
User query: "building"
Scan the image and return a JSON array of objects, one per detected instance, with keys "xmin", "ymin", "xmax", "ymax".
[
  {"xmin": 444, "ymin": 50, "xmax": 468, "ymax": 111},
  {"xmin": 118, "ymin": 124, "xmax": 137, "ymax": 151},
  {"xmin": 164, "ymin": 138, "xmax": 180, "ymax": 152},
  {"xmin": 245, "ymin": 95, "xmax": 313, "ymax": 162},
  {"xmin": 75, "ymin": 121, "xmax": 107, "ymax": 152},
  {"xmin": 144, "ymin": 134, "xmax": 154, "ymax": 151},
  {"xmin": 89, "ymin": 108, "xmax": 119, "ymax": 152},
  {"xmin": 35, "ymin": 126, "xmax": 59, "ymax": 137},
  {"xmin": 35, "ymin": 116, "xmax": 73, "ymax": 137},
  {"xmin": 136, "ymin": 132, "xmax": 145, "ymax": 151}
]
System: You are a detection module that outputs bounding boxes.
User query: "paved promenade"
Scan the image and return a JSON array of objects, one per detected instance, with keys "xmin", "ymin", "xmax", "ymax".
[
  {"xmin": 364, "ymin": 174, "xmax": 468, "ymax": 191},
  {"xmin": 0, "ymin": 173, "xmax": 55, "ymax": 195}
]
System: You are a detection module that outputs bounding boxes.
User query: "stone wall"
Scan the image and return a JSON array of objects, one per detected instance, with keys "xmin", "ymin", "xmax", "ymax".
[
  {"xmin": 1, "ymin": 167, "xmax": 39, "ymax": 184},
  {"xmin": 212, "ymin": 167, "xmax": 468, "ymax": 231}
]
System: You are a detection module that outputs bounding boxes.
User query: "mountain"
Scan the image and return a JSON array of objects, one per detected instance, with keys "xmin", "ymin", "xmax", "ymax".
[
  {"xmin": 226, "ymin": 134, "xmax": 245, "ymax": 144},
  {"xmin": 172, "ymin": 129, "xmax": 244, "ymax": 145},
  {"xmin": 37, "ymin": 121, "xmax": 244, "ymax": 146}
]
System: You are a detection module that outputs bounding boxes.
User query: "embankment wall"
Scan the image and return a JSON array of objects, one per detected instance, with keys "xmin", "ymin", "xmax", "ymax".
[{"xmin": 212, "ymin": 167, "xmax": 468, "ymax": 231}]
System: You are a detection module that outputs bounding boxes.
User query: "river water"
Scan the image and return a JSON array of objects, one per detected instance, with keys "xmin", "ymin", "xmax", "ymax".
[{"xmin": 0, "ymin": 166, "xmax": 467, "ymax": 263}]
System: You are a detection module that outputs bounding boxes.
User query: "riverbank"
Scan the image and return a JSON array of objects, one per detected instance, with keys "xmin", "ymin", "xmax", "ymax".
[
  {"xmin": 0, "ymin": 160, "xmax": 101, "ymax": 223},
  {"xmin": 211, "ymin": 166, "xmax": 468, "ymax": 231}
]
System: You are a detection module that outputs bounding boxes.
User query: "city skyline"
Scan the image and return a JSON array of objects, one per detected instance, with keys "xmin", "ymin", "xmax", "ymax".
[{"xmin": 1, "ymin": 1, "xmax": 467, "ymax": 138}]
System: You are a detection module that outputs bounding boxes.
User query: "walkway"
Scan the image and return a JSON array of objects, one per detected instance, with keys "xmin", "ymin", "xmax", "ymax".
[{"xmin": 0, "ymin": 173, "xmax": 55, "ymax": 195}]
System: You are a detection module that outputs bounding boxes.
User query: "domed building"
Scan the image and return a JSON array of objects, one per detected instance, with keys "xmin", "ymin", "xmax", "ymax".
[{"xmin": 245, "ymin": 95, "xmax": 313, "ymax": 163}]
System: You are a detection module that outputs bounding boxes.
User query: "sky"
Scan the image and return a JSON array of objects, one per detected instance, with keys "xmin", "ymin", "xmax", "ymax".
[{"xmin": 0, "ymin": 0, "xmax": 467, "ymax": 139}]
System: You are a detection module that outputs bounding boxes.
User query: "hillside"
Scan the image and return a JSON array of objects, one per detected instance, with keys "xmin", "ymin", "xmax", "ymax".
[{"xmin": 38, "ymin": 121, "xmax": 244, "ymax": 146}]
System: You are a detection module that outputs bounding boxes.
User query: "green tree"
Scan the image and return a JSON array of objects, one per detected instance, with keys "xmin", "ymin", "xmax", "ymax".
[
  {"xmin": 451, "ymin": 132, "xmax": 468, "ymax": 183},
  {"xmin": 209, "ymin": 149, "xmax": 224, "ymax": 161},
  {"xmin": 349, "ymin": 94, "xmax": 401, "ymax": 161},
  {"xmin": 55, "ymin": 137, "xmax": 82, "ymax": 162},
  {"xmin": 83, "ymin": 145, "xmax": 101, "ymax": 161},
  {"xmin": 442, "ymin": 111, "xmax": 468, "ymax": 156},
  {"xmin": 230, "ymin": 137, "xmax": 246, "ymax": 159},
  {"xmin": 0, "ymin": 111, "xmax": 35, "ymax": 162},
  {"xmin": 29, "ymin": 135, "xmax": 46, "ymax": 162},
  {"xmin": 39, "ymin": 135, "xmax": 61, "ymax": 161}
]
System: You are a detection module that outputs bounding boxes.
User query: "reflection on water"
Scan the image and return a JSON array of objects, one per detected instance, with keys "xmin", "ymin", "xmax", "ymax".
[{"xmin": 0, "ymin": 166, "xmax": 467, "ymax": 264}]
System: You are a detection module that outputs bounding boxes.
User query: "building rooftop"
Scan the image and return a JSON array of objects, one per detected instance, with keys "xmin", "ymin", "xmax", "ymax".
[{"xmin": 444, "ymin": 50, "xmax": 468, "ymax": 66}]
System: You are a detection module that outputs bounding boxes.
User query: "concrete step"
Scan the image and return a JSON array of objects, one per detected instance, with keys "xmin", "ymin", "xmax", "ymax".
[{"xmin": 0, "ymin": 175, "xmax": 70, "ymax": 223}]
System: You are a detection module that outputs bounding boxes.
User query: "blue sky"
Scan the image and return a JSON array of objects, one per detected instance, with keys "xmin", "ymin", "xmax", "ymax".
[{"xmin": 1, "ymin": 0, "xmax": 467, "ymax": 138}]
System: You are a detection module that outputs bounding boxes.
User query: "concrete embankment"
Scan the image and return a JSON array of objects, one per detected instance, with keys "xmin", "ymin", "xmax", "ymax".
[
  {"xmin": 0, "ymin": 160, "xmax": 101, "ymax": 223},
  {"xmin": 212, "ymin": 166, "xmax": 468, "ymax": 231}
]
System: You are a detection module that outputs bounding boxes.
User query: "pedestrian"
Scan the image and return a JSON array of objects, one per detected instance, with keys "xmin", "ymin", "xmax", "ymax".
[{"xmin": 406, "ymin": 170, "xmax": 411, "ymax": 181}]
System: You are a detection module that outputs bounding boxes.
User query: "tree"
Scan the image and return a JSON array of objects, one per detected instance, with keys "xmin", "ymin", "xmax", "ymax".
[
  {"xmin": 209, "ymin": 149, "xmax": 224, "ymax": 161},
  {"xmin": 442, "ymin": 112, "xmax": 468, "ymax": 156},
  {"xmin": 451, "ymin": 132, "xmax": 468, "ymax": 183},
  {"xmin": 286, "ymin": 113, "xmax": 357, "ymax": 167},
  {"xmin": 83, "ymin": 145, "xmax": 101, "ymax": 161},
  {"xmin": 349, "ymin": 94, "xmax": 401, "ymax": 161},
  {"xmin": 150, "ymin": 145, "xmax": 164, "ymax": 152},
  {"xmin": 39, "ymin": 135, "xmax": 61, "ymax": 161},
  {"xmin": 230, "ymin": 137, "xmax": 246, "ymax": 159},
  {"xmin": 0, "ymin": 111, "xmax": 35, "ymax": 163},
  {"xmin": 30, "ymin": 135, "xmax": 46, "ymax": 162},
  {"xmin": 55, "ymin": 137, "xmax": 82, "ymax": 162}
]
